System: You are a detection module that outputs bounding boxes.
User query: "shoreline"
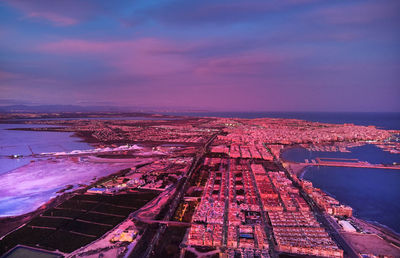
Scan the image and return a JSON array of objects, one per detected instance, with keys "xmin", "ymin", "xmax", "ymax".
[
  {"xmin": 365, "ymin": 218, "xmax": 400, "ymax": 238},
  {"xmin": 284, "ymin": 164, "xmax": 400, "ymax": 253},
  {"xmin": 0, "ymin": 121, "xmax": 141, "ymax": 237},
  {"xmin": 0, "ymin": 166, "xmax": 132, "ymax": 238},
  {"xmin": 1, "ymin": 114, "xmax": 399, "ymax": 256},
  {"xmin": 0, "ymin": 188, "xmax": 79, "ymax": 238},
  {"xmin": 281, "ymin": 146, "xmax": 400, "ymax": 250},
  {"xmin": 0, "ymin": 122, "xmax": 100, "ymax": 176}
]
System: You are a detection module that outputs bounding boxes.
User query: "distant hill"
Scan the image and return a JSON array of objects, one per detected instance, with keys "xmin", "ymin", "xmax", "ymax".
[
  {"xmin": 0, "ymin": 104, "xmax": 210, "ymax": 114},
  {"xmin": 0, "ymin": 105, "xmax": 145, "ymax": 113}
]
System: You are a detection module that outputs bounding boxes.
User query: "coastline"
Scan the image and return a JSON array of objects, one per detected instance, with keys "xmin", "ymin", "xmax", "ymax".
[
  {"xmin": 0, "ymin": 121, "xmax": 147, "ymax": 233},
  {"xmin": 2, "ymin": 122, "xmax": 101, "ymax": 147},
  {"xmin": 0, "ymin": 187, "xmax": 78, "ymax": 238},
  {"xmin": 281, "ymin": 147, "xmax": 400, "ymax": 253},
  {"xmin": 0, "ymin": 166, "xmax": 132, "ymax": 238},
  {"xmin": 0, "ymin": 122, "xmax": 99, "ymax": 176},
  {"xmin": 1, "ymin": 114, "xmax": 399, "ymax": 257}
]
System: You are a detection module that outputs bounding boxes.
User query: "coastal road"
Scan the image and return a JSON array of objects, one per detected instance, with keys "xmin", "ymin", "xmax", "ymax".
[
  {"xmin": 304, "ymin": 193, "xmax": 360, "ymax": 258},
  {"xmin": 278, "ymin": 162, "xmax": 360, "ymax": 258}
]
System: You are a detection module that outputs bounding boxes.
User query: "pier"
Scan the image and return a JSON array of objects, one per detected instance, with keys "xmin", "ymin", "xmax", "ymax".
[{"xmin": 300, "ymin": 157, "xmax": 400, "ymax": 170}]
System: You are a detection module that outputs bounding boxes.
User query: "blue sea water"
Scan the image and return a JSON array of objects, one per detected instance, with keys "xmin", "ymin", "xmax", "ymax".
[
  {"xmin": 0, "ymin": 115, "xmax": 176, "ymax": 174},
  {"xmin": 0, "ymin": 124, "xmax": 92, "ymax": 175},
  {"xmin": 282, "ymin": 144, "xmax": 400, "ymax": 233},
  {"xmin": 303, "ymin": 167, "xmax": 400, "ymax": 234}
]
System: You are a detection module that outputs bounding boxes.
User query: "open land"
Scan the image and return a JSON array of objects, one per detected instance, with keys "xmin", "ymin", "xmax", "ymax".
[{"xmin": 0, "ymin": 112, "xmax": 399, "ymax": 258}]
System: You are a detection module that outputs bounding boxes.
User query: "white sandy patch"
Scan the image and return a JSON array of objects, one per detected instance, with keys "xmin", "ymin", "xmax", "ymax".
[{"xmin": 0, "ymin": 157, "xmax": 151, "ymax": 217}]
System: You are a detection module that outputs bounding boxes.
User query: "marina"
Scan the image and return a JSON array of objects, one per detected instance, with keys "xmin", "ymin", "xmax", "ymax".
[{"xmin": 282, "ymin": 145, "xmax": 400, "ymax": 235}]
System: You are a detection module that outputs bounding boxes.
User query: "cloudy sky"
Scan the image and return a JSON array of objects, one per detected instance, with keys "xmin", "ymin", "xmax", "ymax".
[{"xmin": 0, "ymin": 0, "xmax": 399, "ymax": 111}]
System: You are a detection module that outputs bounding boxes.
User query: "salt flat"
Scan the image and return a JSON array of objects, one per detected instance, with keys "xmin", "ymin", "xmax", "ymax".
[{"xmin": 0, "ymin": 157, "xmax": 151, "ymax": 216}]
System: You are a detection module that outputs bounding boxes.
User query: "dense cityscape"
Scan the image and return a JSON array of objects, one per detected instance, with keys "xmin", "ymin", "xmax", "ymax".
[
  {"xmin": 1, "ymin": 0, "xmax": 399, "ymax": 257},
  {"xmin": 0, "ymin": 113, "xmax": 399, "ymax": 257}
]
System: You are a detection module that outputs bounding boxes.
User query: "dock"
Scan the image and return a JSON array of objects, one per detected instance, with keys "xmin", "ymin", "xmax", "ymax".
[{"xmin": 299, "ymin": 157, "xmax": 400, "ymax": 170}]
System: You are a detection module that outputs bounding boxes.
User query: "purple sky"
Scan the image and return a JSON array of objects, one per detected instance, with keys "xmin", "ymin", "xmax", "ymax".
[{"xmin": 0, "ymin": 0, "xmax": 399, "ymax": 111}]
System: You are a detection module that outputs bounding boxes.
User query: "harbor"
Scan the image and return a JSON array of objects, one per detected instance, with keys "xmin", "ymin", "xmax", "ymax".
[{"xmin": 301, "ymin": 157, "xmax": 400, "ymax": 170}]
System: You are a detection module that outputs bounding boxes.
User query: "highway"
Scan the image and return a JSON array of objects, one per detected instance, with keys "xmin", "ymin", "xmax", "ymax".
[
  {"xmin": 132, "ymin": 218, "xmax": 191, "ymax": 227},
  {"xmin": 222, "ymin": 158, "xmax": 230, "ymax": 247},
  {"xmin": 248, "ymin": 160, "xmax": 277, "ymax": 258},
  {"xmin": 130, "ymin": 134, "xmax": 218, "ymax": 258}
]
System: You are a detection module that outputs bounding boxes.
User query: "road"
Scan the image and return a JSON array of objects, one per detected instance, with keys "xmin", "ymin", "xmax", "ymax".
[
  {"xmin": 303, "ymin": 192, "xmax": 360, "ymax": 258},
  {"xmin": 134, "ymin": 219, "xmax": 191, "ymax": 227},
  {"xmin": 248, "ymin": 160, "xmax": 277, "ymax": 258},
  {"xmin": 278, "ymin": 162, "xmax": 360, "ymax": 258},
  {"xmin": 222, "ymin": 158, "xmax": 230, "ymax": 247},
  {"xmin": 130, "ymin": 134, "xmax": 218, "ymax": 258}
]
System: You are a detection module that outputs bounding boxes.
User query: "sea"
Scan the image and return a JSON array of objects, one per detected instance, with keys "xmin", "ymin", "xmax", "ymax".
[
  {"xmin": 0, "ymin": 115, "xmax": 178, "ymax": 175},
  {"xmin": 0, "ymin": 123, "xmax": 92, "ymax": 175},
  {"xmin": 281, "ymin": 145, "xmax": 400, "ymax": 233},
  {"xmin": 0, "ymin": 112, "xmax": 399, "ymax": 233}
]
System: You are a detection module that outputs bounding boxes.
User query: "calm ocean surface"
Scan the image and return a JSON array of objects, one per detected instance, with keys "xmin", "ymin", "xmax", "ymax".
[
  {"xmin": 0, "ymin": 124, "xmax": 92, "ymax": 175},
  {"xmin": 282, "ymin": 145, "xmax": 400, "ymax": 233},
  {"xmin": 0, "ymin": 115, "xmax": 177, "ymax": 174},
  {"xmin": 303, "ymin": 166, "xmax": 400, "ymax": 233}
]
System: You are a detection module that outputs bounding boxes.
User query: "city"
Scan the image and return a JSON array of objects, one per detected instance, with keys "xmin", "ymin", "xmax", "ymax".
[
  {"xmin": 1, "ymin": 0, "xmax": 399, "ymax": 257},
  {"xmin": 0, "ymin": 113, "xmax": 399, "ymax": 257}
]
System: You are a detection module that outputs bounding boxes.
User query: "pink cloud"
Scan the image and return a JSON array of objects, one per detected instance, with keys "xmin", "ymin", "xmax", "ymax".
[
  {"xmin": 38, "ymin": 38, "xmax": 202, "ymax": 55},
  {"xmin": 26, "ymin": 12, "xmax": 78, "ymax": 26},
  {"xmin": 304, "ymin": 31, "xmax": 366, "ymax": 42},
  {"xmin": 38, "ymin": 39, "xmax": 118, "ymax": 53},
  {"xmin": 2, "ymin": 0, "xmax": 99, "ymax": 26},
  {"xmin": 194, "ymin": 50, "xmax": 304, "ymax": 76},
  {"xmin": 0, "ymin": 70, "xmax": 22, "ymax": 80},
  {"xmin": 307, "ymin": 1, "xmax": 399, "ymax": 25},
  {"xmin": 37, "ymin": 38, "xmax": 194, "ymax": 76},
  {"xmin": 37, "ymin": 38, "xmax": 312, "ymax": 78}
]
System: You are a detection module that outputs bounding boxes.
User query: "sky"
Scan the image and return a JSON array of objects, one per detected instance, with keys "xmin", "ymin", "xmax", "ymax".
[{"xmin": 0, "ymin": 0, "xmax": 399, "ymax": 112}]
